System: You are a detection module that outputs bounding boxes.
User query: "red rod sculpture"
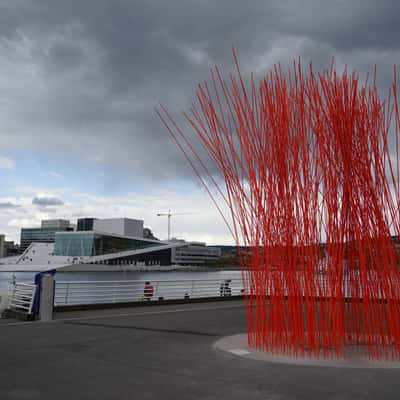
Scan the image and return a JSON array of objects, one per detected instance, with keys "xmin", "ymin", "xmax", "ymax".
[{"xmin": 156, "ymin": 51, "xmax": 400, "ymax": 360}]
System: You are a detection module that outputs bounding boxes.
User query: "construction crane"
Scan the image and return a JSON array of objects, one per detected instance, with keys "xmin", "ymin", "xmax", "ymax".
[{"xmin": 156, "ymin": 210, "xmax": 194, "ymax": 241}]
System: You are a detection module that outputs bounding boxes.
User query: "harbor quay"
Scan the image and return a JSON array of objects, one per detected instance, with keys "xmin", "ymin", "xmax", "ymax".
[{"xmin": 1, "ymin": 300, "xmax": 400, "ymax": 400}]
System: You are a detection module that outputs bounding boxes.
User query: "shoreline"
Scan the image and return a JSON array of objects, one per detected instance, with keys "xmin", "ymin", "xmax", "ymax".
[{"xmin": 0, "ymin": 264, "xmax": 241, "ymax": 273}]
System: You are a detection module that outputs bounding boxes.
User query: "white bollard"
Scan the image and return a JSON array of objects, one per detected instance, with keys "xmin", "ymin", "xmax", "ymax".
[{"xmin": 39, "ymin": 274, "xmax": 55, "ymax": 322}]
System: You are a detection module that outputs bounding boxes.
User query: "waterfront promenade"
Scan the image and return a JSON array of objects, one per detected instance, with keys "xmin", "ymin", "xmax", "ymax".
[{"xmin": 1, "ymin": 300, "xmax": 399, "ymax": 399}]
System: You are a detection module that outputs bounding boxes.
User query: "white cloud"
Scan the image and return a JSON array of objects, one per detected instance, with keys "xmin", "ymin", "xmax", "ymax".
[
  {"xmin": 0, "ymin": 186, "xmax": 234, "ymax": 246},
  {"xmin": 48, "ymin": 171, "xmax": 63, "ymax": 178},
  {"xmin": 8, "ymin": 218, "xmax": 40, "ymax": 228},
  {"xmin": 0, "ymin": 156, "xmax": 15, "ymax": 170}
]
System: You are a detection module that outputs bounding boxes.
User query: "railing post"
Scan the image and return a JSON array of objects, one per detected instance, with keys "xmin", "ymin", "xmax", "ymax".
[
  {"xmin": 65, "ymin": 283, "xmax": 70, "ymax": 305},
  {"xmin": 154, "ymin": 281, "xmax": 159, "ymax": 299},
  {"xmin": 39, "ymin": 274, "xmax": 55, "ymax": 322},
  {"xmin": 112, "ymin": 282, "xmax": 117, "ymax": 303}
]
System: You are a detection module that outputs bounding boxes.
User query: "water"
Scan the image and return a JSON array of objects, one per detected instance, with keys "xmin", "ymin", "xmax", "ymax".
[{"xmin": 0, "ymin": 269, "xmax": 242, "ymax": 290}]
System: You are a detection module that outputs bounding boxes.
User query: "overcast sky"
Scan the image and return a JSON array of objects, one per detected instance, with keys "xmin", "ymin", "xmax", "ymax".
[{"xmin": 0, "ymin": 0, "xmax": 399, "ymax": 244}]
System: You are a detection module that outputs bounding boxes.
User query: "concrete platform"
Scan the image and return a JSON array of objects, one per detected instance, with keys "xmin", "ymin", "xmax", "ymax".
[
  {"xmin": 215, "ymin": 333, "xmax": 400, "ymax": 369},
  {"xmin": 0, "ymin": 300, "xmax": 399, "ymax": 399}
]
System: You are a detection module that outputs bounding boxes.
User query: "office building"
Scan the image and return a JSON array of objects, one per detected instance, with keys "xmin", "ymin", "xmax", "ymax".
[
  {"xmin": 171, "ymin": 241, "xmax": 221, "ymax": 265},
  {"xmin": 41, "ymin": 219, "xmax": 70, "ymax": 229},
  {"xmin": 4, "ymin": 241, "xmax": 20, "ymax": 256},
  {"xmin": 20, "ymin": 225, "xmax": 73, "ymax": 252}
]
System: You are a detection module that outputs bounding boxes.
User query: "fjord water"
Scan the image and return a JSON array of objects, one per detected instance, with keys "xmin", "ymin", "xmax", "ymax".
[{"xmin": 0, "ymin": 269, "xmax": 242, "ymax": 290}]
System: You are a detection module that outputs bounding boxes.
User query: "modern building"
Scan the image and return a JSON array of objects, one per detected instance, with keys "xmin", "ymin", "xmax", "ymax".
[
  {"xmin": 20, "ymin": 225, "xmax": 73, "ymax": 252},
  {"xmin": 93, "ymin": 218, "xmax": 144, "ymax": 238},
  {"xmin": 41, "ymin": 219, "xmax": 71, "ymax": 229},
  {"xmin": 4, "ymin": 241, "xmax": 20, "ymax": 256},
  {"xmin": 0, "ymin": 234, "xmax": 5, "ymax": 258},
  {"xmin": 171, "ymin": 240, "xmax": 221, "ymax": 265},
  {"xmin": 2, "ymin": 216, "xmax": 222, "ymax": 271},
  {"xmin": 53, "ymin": 230, "xmax": 173, "ymax": 266},
  {"xmin": 77, "ymin": 218, "xmax": 98, "ymax": 231},
  {"xmin": 19, "ymin": 218, "xmax": 144, "ymax": 254}
]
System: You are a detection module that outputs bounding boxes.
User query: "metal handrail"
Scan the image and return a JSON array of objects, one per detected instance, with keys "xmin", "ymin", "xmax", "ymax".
[
  {"xmin": 53, "ymin": 273, "xmax": 399, "ymax": 307},
  {"xmin": 56, "ymin": 278, "xmax": 242, "ymax": 284},
  {"xmin": 55, "ymin": 278, "xmax": 244, "ymax": 306}
]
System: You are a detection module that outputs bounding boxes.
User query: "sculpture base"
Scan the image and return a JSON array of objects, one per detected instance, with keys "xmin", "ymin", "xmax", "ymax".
[{"xmin": 214, "ymin": 334, "xmax": 400, "ymax": 369}]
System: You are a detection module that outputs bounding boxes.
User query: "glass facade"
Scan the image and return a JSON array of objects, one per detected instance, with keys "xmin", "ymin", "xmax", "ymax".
[
  {"xmin": 20, "ymin": 227, "xmax": 72, "ymax": 252},
  {"xmin": 77, "ymin": 218, "xmax": 97, "ymax": 231},
  {"xmin": 54, "ymin": 232, "xmax": 159, "ymax": 257}
]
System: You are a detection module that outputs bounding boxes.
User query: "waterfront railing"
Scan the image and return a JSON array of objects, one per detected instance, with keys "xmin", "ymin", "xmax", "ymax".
[
  {"xmin": 55, "ymin": 278, "xmax": 244, "ymax": 306},
  {"xmin": 8, "ymin": 283, "xmax": 37, "ymax": 315}
]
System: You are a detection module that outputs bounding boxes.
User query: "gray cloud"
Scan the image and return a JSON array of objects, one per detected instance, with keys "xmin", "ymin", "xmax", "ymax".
[
  {"xmin": 0, "ymin": 201, "xmax": 21, "ymax": 209},
  {"xmin": 32, "ymin": 196, "xmax": 64, "ymax": 207},
  {"xmin": 0, "ymin": 0, "xmax": 400, "ymax": 184}
]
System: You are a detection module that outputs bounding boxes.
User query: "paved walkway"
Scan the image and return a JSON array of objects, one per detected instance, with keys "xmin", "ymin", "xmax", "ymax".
[{"xmin": 0, "ymin": 300, "xmax": 399, "ymax": 399}]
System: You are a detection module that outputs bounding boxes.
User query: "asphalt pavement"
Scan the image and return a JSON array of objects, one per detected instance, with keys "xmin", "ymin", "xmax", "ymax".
[{"xmin": 0, "ymin": 300, "xmax": 399, "ymax": 400}]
